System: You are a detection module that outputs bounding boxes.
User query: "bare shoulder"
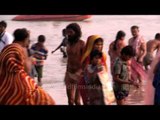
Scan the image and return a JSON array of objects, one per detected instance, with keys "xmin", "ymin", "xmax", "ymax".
[
  {"xmin": 109, "ymin": 41, "xmax": 114, "ymax": 48},
  {"xmin": 128, "ymin": 38, "xmax": 133, "ymax": 44},
  {"xmin": 79, "ymin": 39, "xmax": 85, "ymax": 46},
  {"xmin": 79, "ymin": 39, "xmax": 85, "ymax": 44}
]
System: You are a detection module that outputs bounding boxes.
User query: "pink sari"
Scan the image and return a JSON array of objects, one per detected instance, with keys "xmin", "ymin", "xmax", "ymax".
[
  {"xmin": 130, "ymin": 58, "xmax": 147, "ymax": 82},
  {"xmin": 144, "ymin": 51, "xmax": 160, "ymax": 104}
]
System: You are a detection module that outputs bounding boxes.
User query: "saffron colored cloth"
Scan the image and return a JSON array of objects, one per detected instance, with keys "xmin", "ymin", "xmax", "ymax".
[{"xmin": 0, "ymin": 43, "xmax": 55, "ymax": 105}]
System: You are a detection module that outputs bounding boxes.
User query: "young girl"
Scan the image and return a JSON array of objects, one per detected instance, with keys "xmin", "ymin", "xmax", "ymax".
[{"xmin": 84, "ymin": 50, "xmax": 104, "ymax": 105}]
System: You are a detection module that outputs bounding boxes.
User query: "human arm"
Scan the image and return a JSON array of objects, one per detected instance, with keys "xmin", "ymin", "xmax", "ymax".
[
  {"xmin": 51, "ymin": 41, "xmax": 63, "ymax": 54},
  {"xmin": 113, "ymin": 74, "xmax": 132, "ymax": 85},
  {"xmin": 138, "ymin": 40, "xmax": 146, "ymax": 63},
  {"xmin": 108, "ymin": 43, "xmax": 112, "ymax": 56},
  {"xmin": 156, "ymin": 42, "xmax": 160, "ymax": 54}
]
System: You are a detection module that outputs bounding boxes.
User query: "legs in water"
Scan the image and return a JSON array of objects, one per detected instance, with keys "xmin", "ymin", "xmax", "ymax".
[{"xmin": 66, "ymin": 84, "xmax": 81, "ymax": 105}]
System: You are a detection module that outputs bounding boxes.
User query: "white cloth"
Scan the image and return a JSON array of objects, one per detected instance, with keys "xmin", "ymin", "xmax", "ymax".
[{"xmin": 0, "ymin": 32, "xmax": 14, "ymax": 52}]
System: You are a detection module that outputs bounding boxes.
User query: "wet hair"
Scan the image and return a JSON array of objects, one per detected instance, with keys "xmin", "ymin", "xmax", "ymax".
[
  {"xmin": 121, "ymin": 45, "xmax": 136, "ymax": 57},
  {"xmin": 0, "ymin": 21, "xmax": 7, "ymax": 28},
  {"xmin": 13, "ymin": 28, "xmax": 29, "ymax": 41},
  {"xmin": 62, "ymin": 29, "xmax": 66, "ymax": 35},
  {"xmin": 113, "ymin": 30, "xmax": 126, "ymax": 51},
  {"xmin": 155, "ymin": 33, "xmax": 160, "ymax": 39},
  {"xmin": 38, "ymin": 35, "xmax": 46, "ymax": 42},
  {"xmin": 66, "ymin": 23, "xmax": 82, "ymax": 42},
  {"xmin": 90, "ymin": 49, "xmax": 103, "ymax": 61},
  {"xmin": 94, "ymin": 38, "xmax": 103, "ymax": 44},
  {"xmin": 131, "ymin": 25, "xmax": 139, "ymax": 30}
]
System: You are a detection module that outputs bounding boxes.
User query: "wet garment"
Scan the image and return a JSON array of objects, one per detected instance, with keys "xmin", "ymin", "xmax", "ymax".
[
  {"xmin": 130, "ymin": 58, "xmax": 147, "ymax": 81},
  {"xmin": 113, "ymin": 58, "xmax": 130, "ymax": 92},
  {"xmin": 153, "ymin": 62, "xmax": 160, "ymax": 105},
  {"xmin": 31, "ymin": 43, "xmax": 48, "ymax": 66},
  {"xmin": 80, "ymin": 35, "xmax": 108, "ymax": 105},
  {"xmin": 0, "ymin": 43, "xmax": 55, "ymax": 105},
  {"xmin": 84, "ymin": 64, "xmax": 115, "ymax": 105},
  {"xmin": 143, "ymin": 53, "xmax": 153, "ymax": 66}
]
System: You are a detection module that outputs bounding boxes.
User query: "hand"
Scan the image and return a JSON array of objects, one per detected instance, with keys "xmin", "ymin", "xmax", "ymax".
[
  {"xmin": 137, "ymin": 57, "xmax": 143, "ymax": 64},
  {"xmin": 132, "ymin": 82, "xmax": 140, "ymax": 88}
]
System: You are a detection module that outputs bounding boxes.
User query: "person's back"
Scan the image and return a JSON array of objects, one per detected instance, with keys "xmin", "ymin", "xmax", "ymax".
[
  {"xmin": 143, "ymin": 33, "xmax": 160, "ymax": 70},
  {"xmin": 108, "ymin": 30, "xmax": 126, "ymax": 75},
  {"xmin": 0, "ymin": 28, "xmax": 55, "ymax": 105},
  {"xmin": 109, "ymin": 40, "xmax": 126, "ymax": 61},
  {"xmin": 146, "ymin": 39, "xmax": 160, "ymax": 54}
]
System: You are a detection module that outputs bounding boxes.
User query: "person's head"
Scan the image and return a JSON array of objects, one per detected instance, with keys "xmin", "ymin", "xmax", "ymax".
[
  {"xmin": 0, "ymin": 21, "xmax": 7, "ymax": 34},
  {"xmin": 13, "ymin": 28, "xmax": 30, "ymax": 47},
  {"xmin": 93, "ymin": 38, "xmax": 103, "ymax": 52},
  {"xmin": 131, "ymin": 25, "xmax": 139, "ymax": 37},
  {"xmin": 62, "ymin": 29, "xmax": 67, "ymax": 37},
  {"xmin": 38, "ymin": 35, "xmax": 46, "ymax": 44},
  {"xmin": 155, "ymin": 33, "xmax": 160, "ymax": 40},
  {"xmin": 121, "ymin": 45, "xmax": 136, "ymax": 61},
  {"xmin": 81, "ymin": 35, "xmax": 103, "ymax": 63},
  {"xmin": 66, "ymin": 23, "xmax": 82, "ymax": 44},
  {"xmin": 113, "ymin": 30, "xmax": 126, "ymax": 51},
  {"xmin": 90, "ymin": 49, "xmax": 103, "ymax": 66}
]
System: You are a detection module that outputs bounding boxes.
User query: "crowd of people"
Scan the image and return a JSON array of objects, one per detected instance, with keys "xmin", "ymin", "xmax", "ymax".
[{"xmin": 0, "ymin": 20, "xmax": 159, "ymax": 105}]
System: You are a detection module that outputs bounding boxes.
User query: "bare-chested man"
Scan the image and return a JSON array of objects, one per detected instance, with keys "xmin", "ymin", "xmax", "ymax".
[
  {"xmin": 143, "ymin": 33, "xmax": 160, "ymax": 70},
  {"xmin": 129, "ymin": 25, "xmax": 146, "ymax": 64},
  {"xmin": 129, "ymin": 25, "xmax": 146, "ymax": 83},
  {"xmin": 64, "ymin": 23, "xmax": 85, "ymax": 105}
]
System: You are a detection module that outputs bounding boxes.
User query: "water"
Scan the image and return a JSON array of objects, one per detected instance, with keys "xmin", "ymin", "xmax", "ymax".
[{"xmin": 0, "ymin": 15, "xmax": 159, "ymax": 105}]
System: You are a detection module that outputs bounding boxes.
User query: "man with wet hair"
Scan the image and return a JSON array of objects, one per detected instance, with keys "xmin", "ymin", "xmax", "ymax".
[{"xmin": 64, "ymin": 23, "xmax": 85, "ymax": 105}]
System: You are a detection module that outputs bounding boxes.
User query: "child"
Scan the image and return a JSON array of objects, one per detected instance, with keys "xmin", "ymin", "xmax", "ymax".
[
  {"xmin": 51, "ymin": 29, "xmax": 68, "ymax": 58},
  {"xmin": 31, "ymin": 35, "xmax": 48, "ymax": 86},
  {"xmin": 113, "ymin": 45, "xmax": 139, "ymax": 105},
  {"xmin": 26, "ymin": 40, "xmax": 38, "ymax": 78},
  {"xmin": 84, "ymin": 49, "xmax": 115, "ymax": 105}
]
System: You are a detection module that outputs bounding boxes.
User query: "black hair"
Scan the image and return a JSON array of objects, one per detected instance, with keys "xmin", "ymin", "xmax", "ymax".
[
  {"xmin": 38, "ymin": 35, "xmax": 45, "ymax": 42},
  {"xmin": 13, "ymin": 28, "xmax": 29, "ymax": 41},
  {"xmin": 90, "ymin": 49, "xmax": 103, "ymax": 61},
  {"xmin": 94, "ymin": 38, "xmax": 103, "ymax": 45},
  {"xmin": 66, "ymin": 23, "xmax": 82, "ymax": 44},
  {"xmin": 0, "ymin": 21, "xmax": 7, "ymax": 28},
  {"xmin": 121, "ymin": 45, "xmax": 136, "ymax": 57},
  {"xmin": 131, "ymin": 25, "xmax": 139, "ymax": 30},
  {"xmin": 155, "ymin": 33, "xmax": 160, "ymax": 39},
  {"xmin": 113, "ymin": 30, "xmax": 126, "ymax": 51}
]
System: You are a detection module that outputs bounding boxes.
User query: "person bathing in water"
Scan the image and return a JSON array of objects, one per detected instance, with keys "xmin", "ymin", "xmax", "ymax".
[
  {"xmin": 143, "ymin": 33, "xmax": 160, "ymax": 71},
  {"xmin": 51, "ymin": 29, "xmax": 68, "ymax": 58}
]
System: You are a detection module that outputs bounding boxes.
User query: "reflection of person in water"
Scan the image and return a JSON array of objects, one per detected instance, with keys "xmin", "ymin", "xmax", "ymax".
[{"xmin": 51, "ymin": 29, "xmax": 68, "ymax": 58}]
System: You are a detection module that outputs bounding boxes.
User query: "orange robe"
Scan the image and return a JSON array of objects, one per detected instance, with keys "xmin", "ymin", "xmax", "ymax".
[{"xmin": 0, "ymin": 43, "xmax": 55, "ymax": 105}]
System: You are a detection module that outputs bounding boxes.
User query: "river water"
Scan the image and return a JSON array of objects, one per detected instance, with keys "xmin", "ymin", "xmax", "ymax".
[{"xmin": 0, "ymin": 15, "xmax": 159, "ymax": 105}]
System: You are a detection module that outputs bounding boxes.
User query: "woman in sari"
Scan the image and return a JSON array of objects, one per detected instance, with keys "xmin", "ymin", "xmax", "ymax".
[
  {"xmin": 80, "ymin": 35, "xmax": 115, "ymax": 105},
  {"xmin": 0, "ymin": 28, "xmax": 55, "ymax": 105},
  {"xmin": 108, "ymin": 30, "xmax": 126, "ymax": 75}
]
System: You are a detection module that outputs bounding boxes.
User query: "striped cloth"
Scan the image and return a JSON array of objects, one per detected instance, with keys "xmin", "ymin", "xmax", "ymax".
[{"xmin": 0, "ymin": 43, "xmax": 55, "ymax": 105}]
